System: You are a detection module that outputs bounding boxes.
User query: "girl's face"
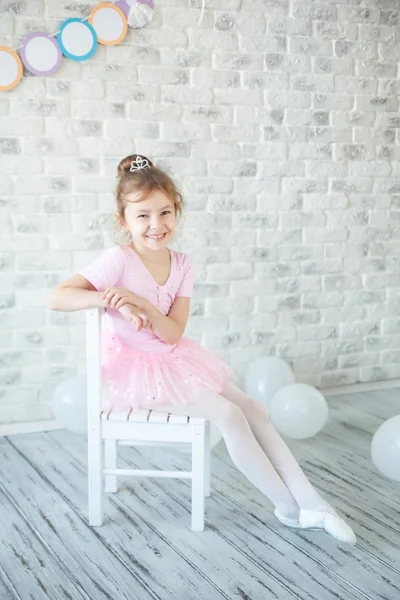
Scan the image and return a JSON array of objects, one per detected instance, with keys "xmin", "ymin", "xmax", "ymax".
[{"xmin": 119, "ymin": 189, "xmax": 177, "ymax": 251}]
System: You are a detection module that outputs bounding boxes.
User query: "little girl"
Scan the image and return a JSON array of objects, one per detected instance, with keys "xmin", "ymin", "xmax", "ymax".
[{"xmin": 49, "ymin": 154, "xmax": 356, "ymax": 544}]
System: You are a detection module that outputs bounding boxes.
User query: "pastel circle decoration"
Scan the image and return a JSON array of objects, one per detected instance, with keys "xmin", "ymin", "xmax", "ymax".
[
  {"xmin": 89, "ymin": 3, "xmax": 128, "ymax": 46},
  {"xmin": 57, "ymin": 18, "xmax": 98, "ymax": 61},
  {"xmin": 0, "ymin": 46, "xmax": 23, "ymax": 91},
  {"xmin": 138, "ymin": 0, "xmax": 155, "ymax": 10},
  {"xmin": 116, "ymin": 0, "xmax": 155, "ymax": 29},
  {"xmin": 20, "ymin": 33, "xmax": 62, "ymax": 76},
  {"xmin": 115, "ymin": 0, "xmax": 131, "ymax": 19}
]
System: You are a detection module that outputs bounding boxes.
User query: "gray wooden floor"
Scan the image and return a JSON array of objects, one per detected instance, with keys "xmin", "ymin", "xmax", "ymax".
[{"xmin": 0, "ymin": 388, "xmax": 399, "ymax": 600}]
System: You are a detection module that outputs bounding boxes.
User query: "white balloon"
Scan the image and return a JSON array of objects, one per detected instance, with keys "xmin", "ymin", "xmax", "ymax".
[
  {"xmin": 245, "ymin": 356, "xmax": 294, "ymax": 409},
  {"xmin": 270, "ymin": 383, "xmax": 329, "ymax": 439},
  {"xmin": 52, "ymin": 376, "xmax": 87, "ymax": 435},
  {"xmin": 371, "ymin": 415, "xmax": 400, "ymax": 481}
]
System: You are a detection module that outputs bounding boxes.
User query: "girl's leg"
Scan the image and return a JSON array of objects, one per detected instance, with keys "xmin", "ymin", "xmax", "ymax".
[
  {"xmin": 221, "ymin": 382, "xmax": 356, "ymax": 543},
  {"xmin": 221, "ymin": 381, "xmax": 327, "ymax": 511},
  {"xmin": 143, "ymin": 392, "xmax": 299, "ymax": 519}
]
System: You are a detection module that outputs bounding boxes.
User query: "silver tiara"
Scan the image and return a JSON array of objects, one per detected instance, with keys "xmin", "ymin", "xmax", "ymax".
[{"xmin": 130, "ymin": 156, "xmax": 150, "ymax": 172}]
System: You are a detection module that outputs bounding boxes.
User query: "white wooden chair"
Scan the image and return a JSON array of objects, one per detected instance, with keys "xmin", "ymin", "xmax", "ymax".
[{"xmin": 86, "ymin": 307, "xmax": 211, "ymax": 531}]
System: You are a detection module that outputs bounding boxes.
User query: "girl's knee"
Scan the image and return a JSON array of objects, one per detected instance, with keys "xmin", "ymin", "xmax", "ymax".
[
  {"xmin": 218, "ymin": 400, "xmax": 246, "ymax": 427},
  {"xmin": 222, "ymin": 382, "xmax": 270, "ymax": 424},
  {"xmin": 242, "ymin": 396, "xmax": 271, "ymax": 424}
]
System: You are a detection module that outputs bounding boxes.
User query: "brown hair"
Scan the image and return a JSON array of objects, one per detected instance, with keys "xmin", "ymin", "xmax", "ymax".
[{"xmin": 116, "ymin": 154, "xmax": 184, "ymax": 224}]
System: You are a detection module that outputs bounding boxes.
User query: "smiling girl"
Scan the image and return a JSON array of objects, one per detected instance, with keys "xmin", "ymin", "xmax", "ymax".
[{"xmin": 48, "ymin": 154, "xmax": 356, "ymax": 544}]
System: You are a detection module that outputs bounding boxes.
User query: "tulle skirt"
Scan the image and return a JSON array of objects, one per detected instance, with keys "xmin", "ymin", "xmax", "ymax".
[{"xmin": 101, "ymin": 331, "xmax": 237, "ymax": 410}]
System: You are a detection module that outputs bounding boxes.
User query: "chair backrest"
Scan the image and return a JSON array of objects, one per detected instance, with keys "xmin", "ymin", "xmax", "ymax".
[{"xmin": 86, "ymin": 308, "xmax": 104, "ymax": 429}]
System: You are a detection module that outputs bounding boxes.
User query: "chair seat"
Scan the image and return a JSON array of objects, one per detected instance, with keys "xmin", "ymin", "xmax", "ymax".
[{"xmin": 101, "ymin": 407, "xmax": 205, "ymax": 426}]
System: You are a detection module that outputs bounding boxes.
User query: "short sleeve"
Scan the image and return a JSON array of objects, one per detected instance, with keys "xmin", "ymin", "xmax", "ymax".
[
  {"xmin": 79, "ymin": 246, "xmax": 125, "ymax": 291},
  {"xmin": 175, "ymin": 255, "xmax": 196, "ymax": 298}
]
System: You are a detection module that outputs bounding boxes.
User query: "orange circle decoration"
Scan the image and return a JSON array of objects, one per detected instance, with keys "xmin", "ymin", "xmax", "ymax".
[
  {"xmin": 89, "ymin": 3, "xmax": 128, "ymax": 46},
  {"xmin": 0, "ymin": 46, "xmax": 23, "ymax": 91}
]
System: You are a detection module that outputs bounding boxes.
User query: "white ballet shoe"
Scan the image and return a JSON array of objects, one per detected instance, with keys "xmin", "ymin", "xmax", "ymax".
[
  {"xmin": 299, "ymin": 509, "xmax": 357, "ymax": 544},
  {"xmin": 274, "ymin": 508, "xmax": 321, "ymax": 530},
  {"xmin": 274, "ymin": 508, "xmax": 300, "ymax": 527},
  {"xmin": 274, "ymin": 507, "xmax": 356, "ymax": 544}
]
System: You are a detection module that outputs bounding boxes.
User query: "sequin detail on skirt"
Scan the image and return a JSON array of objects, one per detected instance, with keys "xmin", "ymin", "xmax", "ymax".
[{"xmin": 100, "ymin": 331, "xmax": 237, "ymax": 410}]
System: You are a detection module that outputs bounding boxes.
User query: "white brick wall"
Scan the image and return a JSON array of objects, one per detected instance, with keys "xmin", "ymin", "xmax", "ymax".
[{"xmin": 1, "ymin": 0, "xmax": 400, "ymax": 424}]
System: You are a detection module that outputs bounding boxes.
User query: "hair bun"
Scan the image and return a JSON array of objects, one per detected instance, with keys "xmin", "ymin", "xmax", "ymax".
[{"xmin": 117, "ymin": 154, "xmax": 154, "ymax": 177}]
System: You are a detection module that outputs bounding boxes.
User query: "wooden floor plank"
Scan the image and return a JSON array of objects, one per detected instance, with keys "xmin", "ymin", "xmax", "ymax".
[
  {"xmin": 6, "ymin": 434, "xmax": 240, "ymax": 600},
  {"xmin": 206, "ymin": 402, "xmax": 400, "ymax": 594},
  {"xmin": 0, "ymin": 438, "xmax": 162, "ymax": 600},
  {"xmin": 1, "ymin": 388, "xmax": 399, "ymax": 600},
  {"xmin": 101, "ymin": 387, "xmax": 400, "ymax": 599},
  {"xmin": 51, "ymin": 430, "xmax": 372, "ymax": 600},
  {"xmin": 163, "ymin": 383, "xmax": 396, "ymax": 596},
  {"xmin": 0, "ymin": 570, "xmax": 17, "ymax": 600},
  {"xmin": 11, "ymin": 431, "xmax": 307, "ymax": 600},
  {"xmin": 118, "ymin": 443, "xmax": 400, "ymax": 600},
  {"xmin": 332, "ymin": 390, "xmax": 399, "ymax": 423},
  {"xmin": 51, "ymin": 391, "xmax": 400, "ymax": 600},
  {"xmin": 0, "ymin": 484, "xmax": 86, "ymax": 600}
]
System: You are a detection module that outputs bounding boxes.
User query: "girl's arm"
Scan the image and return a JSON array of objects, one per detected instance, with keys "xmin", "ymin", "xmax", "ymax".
[
  {"xmin": 100, "ymin": 287, "xmax": 189, "ymax": 344},
  {"xmin": 48, "ymin": 274, "xmax": 106, "ymax": 311},
  {"xmin": 145, "ymin": 296, "xmax": 190, "ymax": 346}
]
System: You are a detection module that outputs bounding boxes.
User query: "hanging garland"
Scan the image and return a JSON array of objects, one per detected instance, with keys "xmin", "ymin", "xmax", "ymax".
[{"xmin": 0, "ymin": 0, "xmax": 154, "ymax": 92}]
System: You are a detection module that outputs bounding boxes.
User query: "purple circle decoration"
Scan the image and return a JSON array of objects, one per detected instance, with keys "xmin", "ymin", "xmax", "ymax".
[
  {"xmin": 115, "ymin": 0, "xmax": 130, "ymax": 18},
  {"xmin": 20, "ymin": 33, "xmax": 62, "ymax": 76},
  {"xmin": 138, "ymin": 0, "xmax": 154, "ymax": 9}
]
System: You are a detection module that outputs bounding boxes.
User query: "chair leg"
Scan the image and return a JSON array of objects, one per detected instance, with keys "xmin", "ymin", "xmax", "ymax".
[
  {"xmin": 88, "ymin": 430, "xmax": 104, "ymax": 526},
  {"xmin": 191, "ymin": 425, "xmax": 205, "ymax": 531},
  {"xmin": 204, "ymin": 421, "xmax": 211, "ymax": 498},
  {"xmin": 105, "ymin": 439, "xmax": 118, "ymax": 493}
]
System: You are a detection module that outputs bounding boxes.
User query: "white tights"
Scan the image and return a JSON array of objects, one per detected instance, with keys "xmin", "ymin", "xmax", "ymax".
[{"xmin": 146, "ymin": 381, "xmax": 329, "ymax": 519}]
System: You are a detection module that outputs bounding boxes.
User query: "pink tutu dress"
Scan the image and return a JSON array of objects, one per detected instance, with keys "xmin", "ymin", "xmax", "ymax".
[{"xmin": 80, "ymin": 245, "xmax": 236, "ymax": 410}]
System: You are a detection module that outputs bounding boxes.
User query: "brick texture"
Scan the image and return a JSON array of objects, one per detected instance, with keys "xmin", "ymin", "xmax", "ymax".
[{"xmin": 1, "ymin": 0, "xmax": 400, "ymax": 423}]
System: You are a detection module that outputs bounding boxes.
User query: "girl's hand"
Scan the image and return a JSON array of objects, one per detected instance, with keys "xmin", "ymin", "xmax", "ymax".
[
  {"xmin": 102, "ymin": 287, "xmax": 146, "ymax": 310},
  {"xmin": 117, "ymin": 303, "xmax": 154, "ymax": 333},
  {"xmin": 118, "ymin": 304, "xmax": 143, "ymax": 331}
]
